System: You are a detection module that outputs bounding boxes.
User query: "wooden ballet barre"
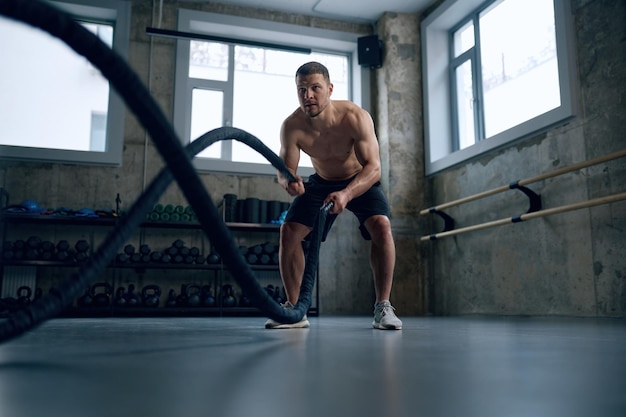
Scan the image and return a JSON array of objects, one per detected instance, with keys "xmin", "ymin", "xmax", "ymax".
[
  {"xmin": 421, "ymin": 191, "xmax": 626, "ymax": 241},
  {"xmin": 420, "ymin": 148, "xmax": 626, "ymax": 215}
]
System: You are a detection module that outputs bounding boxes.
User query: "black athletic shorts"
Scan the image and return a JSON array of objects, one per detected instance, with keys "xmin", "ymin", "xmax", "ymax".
[{"xmin": 284, "ymin": 173, "xmax": 390, "ymax": 241}]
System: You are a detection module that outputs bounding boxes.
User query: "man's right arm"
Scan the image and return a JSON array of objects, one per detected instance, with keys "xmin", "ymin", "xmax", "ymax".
[{"xmin": 278, "ymin": 121, "xmax": 305, "ymax": 196}]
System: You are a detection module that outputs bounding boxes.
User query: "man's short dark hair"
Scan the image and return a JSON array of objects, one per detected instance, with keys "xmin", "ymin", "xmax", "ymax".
[{"xmin": 295, "ymin": 61, "xmax": 331, "ymax": 84}]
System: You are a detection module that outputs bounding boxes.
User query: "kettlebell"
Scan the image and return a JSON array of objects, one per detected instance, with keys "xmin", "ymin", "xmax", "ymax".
[
  {"xmin": 239, "ymin": 291, "xmax": 252, "ymax": 307},
  {"xmin": 166, "ymin": 289, "xmax": 177, "ymax": 307},
  {"xmin": 125, "ymin": 284, "xmax": 139, "ymax": 306},
  {"xmin": 142, "ymin": 284, "xmax": 161, "ymax": 308},
  {"xmin": 221, "ymin": 284, "xmax": 237, "ymax": 308},
  {"xmin": 186, "ymin": 284, "xmax": 201, "ymax": 307},
  {"xmin": 274, "ymin": 286, "xmax": 284, "ymax": 304},
  {"xmin": 77, "ymin": 287, "xmax": 93, "ymax": 308},
  {"xmin": 114, "ymin": 286, "xmax": 127, "ymax": 306},
  {"xmin": 176, "ymin": 284, "xmax": 188, "ymax": 306},
  {"xmin": 91, "ymin": 282, "xmax": 112, "ymax": 307},
  {"xmin": 200, "ymin": 285, "xmax": 216, "ymax": 307},
  {"xmin": 16, "ymin": 286, "xmax": 32, "ymax": 307}
]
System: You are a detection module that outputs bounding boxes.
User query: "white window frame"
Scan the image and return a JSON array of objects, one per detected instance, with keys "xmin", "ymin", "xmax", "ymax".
[
  {"xmin": 421, "ymin": 0, "xmax": 578, "ymax": 175},
  {"xmin": 0, "ymin": 0, "xmax": 130, "ymax": 166},
  {"xmin": 173, "ymin": 9, "xmax": 369, "ymax": 177}
]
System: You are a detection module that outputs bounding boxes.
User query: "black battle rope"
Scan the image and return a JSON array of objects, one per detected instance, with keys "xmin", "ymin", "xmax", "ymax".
[{"xmin": 0, "ymin": 0, "xmax": 331, "ymax": 341}]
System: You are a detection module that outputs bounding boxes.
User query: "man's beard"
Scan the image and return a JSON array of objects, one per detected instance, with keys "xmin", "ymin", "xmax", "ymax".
[{"xmin": 305, "ymin": 103, "xmax": 327, "ymax": 118}]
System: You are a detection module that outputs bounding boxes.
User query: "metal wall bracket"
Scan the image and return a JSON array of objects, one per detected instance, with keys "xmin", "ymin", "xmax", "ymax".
[
  {"xmin": 429, "ymin": 208, "xmax": 455, "ymax": 233},
  {"xmin": 509, "ymin": 182, "xmax": 542, "ymax": 213}
]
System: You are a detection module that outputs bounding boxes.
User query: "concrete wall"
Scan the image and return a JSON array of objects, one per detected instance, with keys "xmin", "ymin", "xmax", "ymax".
[
  {"xmin": 425, "ymin": 0, "xmax": 626, "ymax": 317},
  {"xmin": 374, "ymin": 13, "xmax": 429, "ymax": 315}
]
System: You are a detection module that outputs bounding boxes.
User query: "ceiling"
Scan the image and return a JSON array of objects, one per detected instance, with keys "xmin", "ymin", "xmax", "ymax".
[{"xmin": 194, "ymin": 0, "xmax": 435, "ymax": 24}]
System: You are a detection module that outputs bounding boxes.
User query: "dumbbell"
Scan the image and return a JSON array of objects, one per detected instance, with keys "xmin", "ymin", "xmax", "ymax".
[
  {"xmin": 75, "ymin": 239, "xmax": 89, "ymax": 252},
  {"xmin": 2, "ymin": 241, "xmax": 15, "ymax": 260},
  {"xmin": 10, "ymin": 240, "xmax": 24, "ymax": 260},
  {"xmin": 40, "ymin": 241, "xmax": 55, "ymax": 260},
  {"xmin": 263, "ymin": 242, "xmax": 278, "ymax": 254},
  {"xmin": 246, "ymin": 253, "xmax": 258, "ymax": 264},
  {"xmin": 258, "ymin": 253, "xmax": 271, "ymax": 265},
  {"xmin": 75, "ymin": 239, "xmax": 90, "ymax": 262},
  {"xmin": 206, "ymin": 252, "xmax": 221, "ymax": 264},
  {"xmin": 25, "ymin": 236, "xmax": 42, "ymax": 260},
  {"xmin": 55, "ymin": 240, "xmax": 72, "ymax": 262},
  {"xmin": 249, "ymin": 244, "xmax": 263, "ymax": 255},
  {"xmin": 124, "ymin": 244, "xmax": 135, "ymax": 256},
  {"xmin": 139, "ymin": 244, "xmax": 151, "ymax": 263},
  {"xmin": 56, "ymin": 240, "xmax": 70, "ymax": 252},
  {"xmin": 150, "ymin": 251, "xmax": 162, "ymax": 263},
  {"xmin": 116, "ymin": 253, "xmax": 131, "ymax": 263}
]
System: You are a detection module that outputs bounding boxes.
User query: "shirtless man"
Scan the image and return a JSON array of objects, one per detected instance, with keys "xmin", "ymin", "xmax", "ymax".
[{"xmin": 265, "ymin": 61, "xmax": 402, "ymax": 330}]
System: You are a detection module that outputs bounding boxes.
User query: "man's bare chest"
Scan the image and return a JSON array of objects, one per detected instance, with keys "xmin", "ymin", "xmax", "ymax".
[{"xmin": 299, "ymin": 132, "xmax": 355, "ymax": 160}]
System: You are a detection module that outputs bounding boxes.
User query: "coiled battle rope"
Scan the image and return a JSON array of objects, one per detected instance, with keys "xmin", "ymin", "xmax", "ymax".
[{"xmin": 0, "ymin": 0, "xmax": 330, "ymax": 342}]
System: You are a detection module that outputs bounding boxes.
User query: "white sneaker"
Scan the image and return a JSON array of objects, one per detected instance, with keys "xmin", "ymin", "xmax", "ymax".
[
  {"xmin": 372, "ymin": 301, "xmax": 402, "ymax": 330},
  {"xmin": 264, "ymin": 301, "xmax": 310, "ymax": 329}
]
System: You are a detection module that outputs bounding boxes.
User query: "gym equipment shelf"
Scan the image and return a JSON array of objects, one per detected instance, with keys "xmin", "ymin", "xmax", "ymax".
[{"xmin": 0, "ymin": 212, "xmax": 319, "ymax": 318}]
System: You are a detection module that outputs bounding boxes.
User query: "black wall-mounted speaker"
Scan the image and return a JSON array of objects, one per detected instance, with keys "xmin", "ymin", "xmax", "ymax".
[{"xmin": 357, "ymin": 35, "xmax": 383, "ymax": 68}]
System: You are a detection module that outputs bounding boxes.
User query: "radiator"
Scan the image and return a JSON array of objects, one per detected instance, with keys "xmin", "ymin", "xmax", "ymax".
[{"xmin": 2, "ymin": 266, "xmax": 37, "ymax": 298}]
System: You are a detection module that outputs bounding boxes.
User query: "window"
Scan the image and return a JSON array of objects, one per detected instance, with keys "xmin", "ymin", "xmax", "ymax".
[
  {"xmin": 0, "ymin": 0, "xmax": 131, "ymax": 165},
  {"xmin": 173, "ymin": 10, "xmax": 365, "ymax": 176},
  {"xmin": 422, "ymin": 0, "xmax": 577, "ymax": 175}
]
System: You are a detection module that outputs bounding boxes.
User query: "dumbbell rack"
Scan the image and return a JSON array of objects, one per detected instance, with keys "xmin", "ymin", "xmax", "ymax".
[{"xmin": 0, "ymin": 212, "xmax": 319, "ymax": 318}]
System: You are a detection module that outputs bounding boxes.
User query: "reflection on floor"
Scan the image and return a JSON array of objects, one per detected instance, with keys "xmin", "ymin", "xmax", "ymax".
[{"xmin": 0, "ymin": 316, "xmax": 624, "ymax": 417}]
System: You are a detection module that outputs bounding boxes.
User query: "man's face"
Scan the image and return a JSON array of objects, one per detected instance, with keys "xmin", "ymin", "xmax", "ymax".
[{"xmin": 296, "ymin": 73, "xmax": 333, "ymax": 118}]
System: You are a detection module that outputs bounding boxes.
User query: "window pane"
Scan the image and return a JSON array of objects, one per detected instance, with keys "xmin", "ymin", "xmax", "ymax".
[
  {"xmin": 90, "ymin": 112, "xmax": 107, "ymax": 152},
  {"xmin": 311, "ymin": 52, "xmax": 349, "ymax": 98},
  {"xmin": 453, "ymin": 20, "xmax": 474, "ymax": 57},
  {"xmin": 231, "ymin": 49, "xmax": 349, "ymax": 167},
  {"xmin": 191, "ymin": 89, "xmax": 223, "ymax": 158},
  {"xmin": 455, "ymin": 60, "xmax": 476, "ymax": 150},
  {"xmin": 0, "ymin": 17, "xmax": 112, "ymax": 152},
  {"xmin": 189, "ymin": 41, "xmax": 228, "ymax": 81},
  {"xmin": 232, "ymin": 60, "xmax": 297, "ymax": 164},
  {"xmin": 479, "ymin": 0, "xmax": 559, "ymax": 137}
]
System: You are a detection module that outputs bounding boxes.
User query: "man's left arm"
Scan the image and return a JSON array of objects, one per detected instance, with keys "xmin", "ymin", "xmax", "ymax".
[{"xmin": 324, "ymin": 108, "xmax": 381, "ymax": 212}]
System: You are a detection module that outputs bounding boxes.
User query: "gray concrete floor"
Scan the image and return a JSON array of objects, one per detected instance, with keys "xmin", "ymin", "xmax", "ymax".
[{"xmin": 0, "ymin": 315, "xmax": 624, "ymax": 417}]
